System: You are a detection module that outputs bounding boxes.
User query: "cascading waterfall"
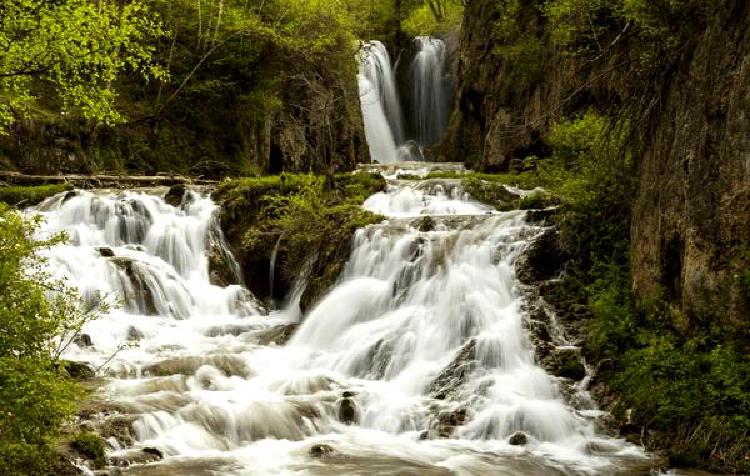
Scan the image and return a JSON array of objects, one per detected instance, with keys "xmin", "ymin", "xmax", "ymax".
[
  {"xmin": 358, "ymin": 41, "xmax": 402, "ymax": 164},
  {"xmin": 358, "ymin": 37, "xmax": 452, "ymax": 163},
  {"xmin": 410, "ymin": 36, "xmax": 451, "ymax": 147},
  {"xmin": 33, "ymin": 176, "xmax": 655, "ymax": 475}
]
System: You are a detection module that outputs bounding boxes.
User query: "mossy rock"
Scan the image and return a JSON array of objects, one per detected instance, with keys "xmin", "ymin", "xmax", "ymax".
[
  {"xmin": 0, "ymin": 183, "xmax": 73, "ymax": 207},
  {"xmin": 71, "ymin": 431, "xmax": 106, "ymax": 469}
]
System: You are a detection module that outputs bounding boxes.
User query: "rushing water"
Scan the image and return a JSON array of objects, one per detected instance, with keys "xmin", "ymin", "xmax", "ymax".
[
  {"xmin": 31, "ymin": 171, "xmax": 658, "ymax": 475},
  {"xmin": 358, "ymin": 38, "xmax": 452, "ymax": 163}
]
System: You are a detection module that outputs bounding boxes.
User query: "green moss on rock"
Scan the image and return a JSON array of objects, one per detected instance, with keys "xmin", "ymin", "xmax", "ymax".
[{"xmin": 0, "ymin": 184, "xmax": 73, "ymax": 207}]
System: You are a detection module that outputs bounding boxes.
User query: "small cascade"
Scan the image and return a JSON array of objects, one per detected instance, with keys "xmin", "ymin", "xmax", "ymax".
[
  {"xmin": 269, "ymin": 234, "xmax": 282, "ymax": 301},
  {"xmin": 34, "ymin": 169, "xmax": 656, "ymax": 474}
]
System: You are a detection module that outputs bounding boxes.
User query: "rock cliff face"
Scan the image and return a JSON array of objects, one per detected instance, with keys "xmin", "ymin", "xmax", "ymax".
[
  {"xmin": 631, "ymin": 3, "xmax": 750, "ymax": 327},
  {"xmin": 443, "ymin": 0, "xmax": 750, "ymax": 325},
  {"xmin": 0, "ymin": 70, "xmax": 368, "ymax": 177}
]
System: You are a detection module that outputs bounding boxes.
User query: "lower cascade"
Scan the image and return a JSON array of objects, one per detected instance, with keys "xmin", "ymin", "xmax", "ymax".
[{"xmin": 34, "ymin": 171, "xmax": 654, "ymax": 475}]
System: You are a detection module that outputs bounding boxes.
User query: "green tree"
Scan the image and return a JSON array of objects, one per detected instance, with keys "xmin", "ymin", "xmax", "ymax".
[
  {"xmin": 0, "ymin": 0, "xmax": 166, "ymax": 132},
  {"xmin": 0, "ymin": 204, "xmax": 94, "ymax": 475}
]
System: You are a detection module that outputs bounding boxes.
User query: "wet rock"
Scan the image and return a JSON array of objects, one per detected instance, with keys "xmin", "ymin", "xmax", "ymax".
[
  {"xmin": 584, "ymin": 440, "xmax": 622, "ymax": 455},
  {"xmin": 417, "ymin": 216, "xmax": 435, "ymax": 232},
  {"xmin": 142, "ymin": 355, "xmax": 251, "ymax": 378},
  {"xmin": 552, "ymin": 347, "xmax": 586, "ymax": 381},
  {"xmin": 435, "ymin": 407, "xmax": 469, "ymax": 438},
  {"xmin": 62, "ymin": 360, "xmax": 96, "ymax": 380},
  {"xmin": 126, "ymin": 325, "xmax": 144, "ymax": 341},
  {"xmin": 516, "ymin": 229, "xmax": 565, "ymax": 285},
  {"xmin": 309, "ymin": 443, "xmax": 336, "ymax": 457},
  {"xmin": 342, "ymin": 390, "xmax": 356, "ymax": 398},
  {"xmin": 204, "ymin": 323, "xmax": 262, "ymax": 338},
  {"xmin": 94, "ymin": 414, "xmax": 139, "ymax": 447},
  {"xmin": 429, "ymin": 339, "xmax": 476, "ymax": 400},
  {"xmin": 108, "ymin": 448, "xmax": 164, "ymax": 467},
  {"xmin": 338, "ymin": 398, "xmax": 357, "ymax": 425},
  {"xmin": 62, "ymin": 190, "xmax": 78, "ymax": 204},
  {"xmin": 96, "ymin": 246, "xmax": 115, "ymax": 257},
  {"xmin": 509, "ymin": 431, "xmax": 528, "ymax": 445},
  {"xmin": 253, "ymin": 323, "xmax": 299, "ymax": 346},
  {"xmin": 164, "ymin": 184, "xmax": 186, "ymax": 207},
  {"xmin": 73, "ymin": 333, "xmax": 94, "ymax": 348}
]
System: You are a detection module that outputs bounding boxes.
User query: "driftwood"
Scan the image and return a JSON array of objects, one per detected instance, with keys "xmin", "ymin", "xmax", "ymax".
[{"xmin": 0, "ymin": 171, "xmax": 218, "ymax": 188}]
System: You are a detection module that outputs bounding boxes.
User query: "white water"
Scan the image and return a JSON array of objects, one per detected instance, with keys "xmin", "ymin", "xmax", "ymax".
[
  {"xmin": 410, "ymin": 37, "xmax": 451, "ymax": 147},
  {"xmin": 31, "ymin": 176, "xmax": 653, "ymax": 475},
  {"xmin": 358, "ymin": 37, "xmax": 452, "ymax": 163},
  {"xmin": 358, "ymin": 41, "xmax": 402, "ymax": 164}
]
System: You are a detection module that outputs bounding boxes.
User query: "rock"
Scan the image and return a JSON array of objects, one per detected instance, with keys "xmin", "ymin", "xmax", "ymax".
[
  {"xmin": 126, "ymin": 325, "xmax": 144, "ymax": 341},
  {"xmin": 94, "ymin": 414, "xmax": 139, "ymax": 447},
  {"xmin": 108, "ymin": 448, "xmax": 164, "ymax": 467},
  {"xmin": 73, "ymin": 333, "xmax": 93, "ymax": 348},
  {"xmin": 554, "ymin": 347, "xmax": 586, "ymax": 381},
  {"xmin": 509, "ymin": 431, "xmax": 528, "ymax": 445},
  {"xmin": 516, "ymin": 229, "xmax": 566, "ymax": 285},
  {"xmin": 96, "ymin": 246, "xmax": 115, "ymax": 257},
  {"xmin": 142, "ymin": 447, "xmax": 164, "ymax": 459},
  {"xmin": 309, "ymin": 444, "xmax": 335, "ymax": 457},
  {"xmin": 164, "ymin": 184, "xmax": 186, "ymax": 207},
  {"xmin": 142, "ymin": 355, "xmax": 251, "ymax": 378},
  {"xmin": 342, "ymin": 390, "xmax": 356, "ymax": 398},
  {"xmin": 430, "ymin": 339, "xmax": 476, "ymax": 399},
  {"xmin": 338, "ymin": 398, "xmax": 357, "ymax": 425},
  {"xmin": 62, "ymin": 190, "xmax": 78, "ymax": 204},
  {"xmin": 417, "ymin": 216, "xmax": 435, "ymax": 232},
  {"xmin": 62, "ymin": 361, "xmax": 96, "ymax": 380},
  {"xmin": 253, "ymin": 324, "xmax": 299, "ymax": 346}
]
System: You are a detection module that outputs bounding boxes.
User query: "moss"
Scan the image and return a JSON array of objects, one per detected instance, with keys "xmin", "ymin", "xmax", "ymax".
[
  {"xmin": 519, "ymin": 190, "xmax": 557, "ymax": 210},
  {"xmin": 0, "ymin": 184, "xmax": 73, "ymax": 207},
  {"xmin": 71, "ymin": 431, "xmax": 106, "ymax": 469},
  {"xmin": 215, "ymin": 172, "xmax": 386, "ymax": 308}
]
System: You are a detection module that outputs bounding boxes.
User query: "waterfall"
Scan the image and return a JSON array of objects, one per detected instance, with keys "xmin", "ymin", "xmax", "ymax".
[
  {"xmin": 358, "ymin": 37, "xmax": 452, "ymax": 163},
  {"xmin": 410, "ymin": 37, "xmax": 451, "ymax": 147},
  {"xmin": 358, "ymin": 41, "xmax": 402, "ymax": 164},
  {"xmin": 33, "ymin": 174, "xmax": 654, "ymax": 474}
]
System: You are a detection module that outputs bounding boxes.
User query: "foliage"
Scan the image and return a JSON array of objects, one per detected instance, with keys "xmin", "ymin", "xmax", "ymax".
[
  {"xmin": 0, "ymin": 184, "xmax": 73, "ymax": 207},
  {"xmin": 71, "ymin": 431, "xmax": 106, "ymax": 469},
  {"xmin": 0, "ymin": 0, "xmax": 166, "ymax": 132},
  {"xmin": 0, "ymin": 204, "xmax": 94, "ymax": 474},
  {"xmin": 402, "ymin": 0, "xmax": 465, "ymax": 37}
]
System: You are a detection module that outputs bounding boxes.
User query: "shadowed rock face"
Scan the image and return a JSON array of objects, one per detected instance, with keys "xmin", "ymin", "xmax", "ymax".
[{"xmin": 631, "ymin": 3, "xmax": 750, "ymax": 327}]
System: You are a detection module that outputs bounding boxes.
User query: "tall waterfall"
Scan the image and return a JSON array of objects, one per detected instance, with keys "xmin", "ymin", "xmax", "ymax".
[
  {"xmin": 33, "ymin": 175, "xmax": 654, "ymax": 474},
  {"xmin": 358, "ymin": 38, "xmax": 452, "ymax": 163},
  {"xmin": 358, "ymin": 41, "xmax": 402, "ymax": 164},
  {"xmin": 410, "ymin": 37, "xmax": 451, "ymax": 147}
]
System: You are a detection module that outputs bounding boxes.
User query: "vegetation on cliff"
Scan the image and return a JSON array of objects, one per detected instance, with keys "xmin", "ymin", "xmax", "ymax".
[
  {"xmin": 0, "ymin": 0, "xmax": 460, "ymax": 176},
  {"xmin": 214, "ymin": 172, "xmax": 385, "ymax": 311}
]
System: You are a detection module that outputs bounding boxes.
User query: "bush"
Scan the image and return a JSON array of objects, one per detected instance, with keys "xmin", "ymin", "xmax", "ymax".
[{"xmin": 0, "ymin": 204, "xmax": 90, "ymax": 475}]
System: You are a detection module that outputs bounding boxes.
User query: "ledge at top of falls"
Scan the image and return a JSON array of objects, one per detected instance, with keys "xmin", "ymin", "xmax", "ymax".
[
  {"xmin": 0, "ymin": 170, "xmax": 218, "ymax": 187},
  {"xmin": 356, "ymin": 161, "xmax": 467, "ymax": 176}
]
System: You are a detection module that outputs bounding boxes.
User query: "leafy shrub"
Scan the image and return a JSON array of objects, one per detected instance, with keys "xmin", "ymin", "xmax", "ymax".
[{"xmin": 0, "ymin": 204, "xmax": 91, "ymax": 475}]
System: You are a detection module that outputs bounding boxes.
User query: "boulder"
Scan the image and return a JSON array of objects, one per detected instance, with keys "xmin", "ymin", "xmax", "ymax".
[
  {"xmin": 309, "ymin": 444, "xmax": 336, "ymax": 458},
  {"xmin": 516, "ymin": 229, "xmax": 565, "ymax": 285},
  {"xmin": 62, "ymin": 361, "xmax": 96, "ymax": 380},
  {"xmin": 509, "ymin": 431, "xmax": 528, "ymax": 445},
  {"xmin": 164, "ymin": 184, "xmax": 186, "ymax": 207},
  {"xmin": 96, "ymin": 247, "xmax": 115, "ymax": 258},
  {"xmin": 73, "ymin": 333, "xmax": 93, "ymax": 348},
  {"xmin": 338, "ymin": 398, "xmax": 357, "ymax": 425}
]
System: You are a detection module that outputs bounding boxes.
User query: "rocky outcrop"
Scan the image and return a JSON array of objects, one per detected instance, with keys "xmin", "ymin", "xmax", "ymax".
[{"xmin": 630, "ymin": 2, "xmax": 750, "ymax": 328}]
